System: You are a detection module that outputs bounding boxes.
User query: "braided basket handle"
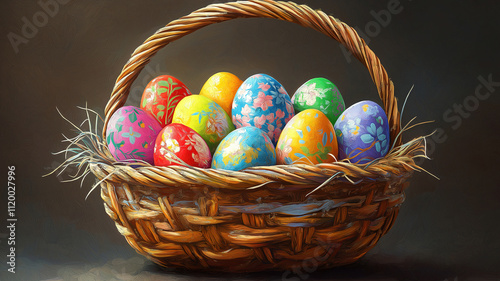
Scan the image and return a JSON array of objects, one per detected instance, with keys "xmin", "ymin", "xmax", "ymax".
[{"xmin": 103, "ymin": 0, "xmax": 402, "ymax": 147}]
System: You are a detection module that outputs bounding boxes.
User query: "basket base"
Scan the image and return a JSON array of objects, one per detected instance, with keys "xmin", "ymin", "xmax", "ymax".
[
  {"xmin": 97, "ymin": 163, "xmax": 409, "ymax": 273},
  {"xmin": 127, "ymin": 231, "xmax": 382, "ymax": 273},
  {"xmin": 146, "ymin": 250, "xmax": 370, "ymax": 273}
]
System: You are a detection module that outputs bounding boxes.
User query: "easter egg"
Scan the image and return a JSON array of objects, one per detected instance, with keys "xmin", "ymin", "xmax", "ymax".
[
  {"xmin": 291, "ymin": 77, "xmax": 345, "ymax": 125},
  {"xmin": 334, "ymin": 100, "xmax": 390, "ymax": 164},
  {"xmin": 172, "ymin": 95, "xmax": 235, "ymax": 154},
  {"xmin": 199, "ymin": 72, "xmax": 243, "ymax": 116},
  {"xmin": 140, "ymin": 75, "xmax": 192, "ymax": 126},
  {"xmin": 106, "ymin": 106, "xmax": 163, "ymax": 164},
  {"xmin": 276, "ymin": 109, "xmax": 338, "ymax": 165},
  {"xmin": 232, "ymin": 73, "xmax": 294, "ymax": 145},
  {"xmin": 212, "ymin": 126, "xmax": 276, "ymax": 171},
  {"xmin": 154, "ymin": 123, "xmax": 211, "ymax": 168}
]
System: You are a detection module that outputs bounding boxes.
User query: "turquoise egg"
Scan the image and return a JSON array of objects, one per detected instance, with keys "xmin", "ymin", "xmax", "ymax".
[{"xmin": 212, "ymin": 127, "xmax": 276, "ymax": 171}]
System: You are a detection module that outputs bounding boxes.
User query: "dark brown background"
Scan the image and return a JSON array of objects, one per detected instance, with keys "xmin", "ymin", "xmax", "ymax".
[{"xmin": 1, "ymin": 0, "xmax": 499, "ymax": 280}]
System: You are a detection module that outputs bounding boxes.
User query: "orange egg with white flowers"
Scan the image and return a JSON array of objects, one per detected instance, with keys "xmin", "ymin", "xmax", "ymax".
[{"xmin": 276, "ymin": 109, "xmax": 338, "ymax": 165}]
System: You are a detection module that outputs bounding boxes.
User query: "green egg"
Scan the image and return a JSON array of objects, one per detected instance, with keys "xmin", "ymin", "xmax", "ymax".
[{"xmin": 291, "ymin": 77, "xmax": 345, "ymax": 125}]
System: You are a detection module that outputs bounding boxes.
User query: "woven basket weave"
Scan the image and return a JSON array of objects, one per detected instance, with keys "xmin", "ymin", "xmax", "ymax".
[{"xmin": 89, "ymin": 0, "xmax": 424, "ymax": 272}]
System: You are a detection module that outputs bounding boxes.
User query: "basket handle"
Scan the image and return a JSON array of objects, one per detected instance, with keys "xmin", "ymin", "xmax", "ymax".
[{"xmin": 103, "ymin": 0, "xmax": 401, "ymax": 146}]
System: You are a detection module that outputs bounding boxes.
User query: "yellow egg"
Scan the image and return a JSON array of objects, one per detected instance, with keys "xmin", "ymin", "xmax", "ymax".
[
  {"xmin": 276, "ymin": 109, "xmax": 338, "ymax": 165},
  {"xmin": 172, "ymin": 95, "xmax": 234, "ymax": 154},
  {"xmin": 199, "ymin": 72, "xmax": 243, "ymax": 117}
]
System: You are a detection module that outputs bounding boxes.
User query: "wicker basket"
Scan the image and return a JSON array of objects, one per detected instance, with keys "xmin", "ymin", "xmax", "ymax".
[{"xmin": 89, "ymin": 0, "xmax": 425, "ymax": 272}]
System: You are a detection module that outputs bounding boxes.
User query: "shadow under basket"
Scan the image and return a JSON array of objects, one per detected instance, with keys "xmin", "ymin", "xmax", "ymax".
[{"xmin": 87, "ymin": 0, "xmax": 426, "ymax": 273}]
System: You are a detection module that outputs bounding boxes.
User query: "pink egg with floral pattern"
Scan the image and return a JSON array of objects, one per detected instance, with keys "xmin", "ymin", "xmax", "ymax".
[
  {"xmin": 154, "ymin": 123, "xmax": 212, "ymax": 168},
  {"xmin": 106, "ymin": 106, "xmax": 163, "ymax": 164}
]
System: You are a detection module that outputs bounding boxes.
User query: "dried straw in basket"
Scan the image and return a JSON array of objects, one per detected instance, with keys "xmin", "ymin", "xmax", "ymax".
[{"xmin": 69, "ymin": 0, "xmax": 428, "ymax": 272}]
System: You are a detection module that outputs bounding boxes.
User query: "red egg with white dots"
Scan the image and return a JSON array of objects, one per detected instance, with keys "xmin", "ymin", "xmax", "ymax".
[{"xmin": 154, "ymin": 123, "xmax": 212, "ymax": 168}]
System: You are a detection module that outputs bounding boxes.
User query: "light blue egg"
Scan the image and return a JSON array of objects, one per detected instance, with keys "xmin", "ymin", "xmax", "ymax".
[
  {"xmin": 212, "ymin": 127, "xmax": 276, "ymax": 171},
  {"xmin": 334, "ymin": 100, "xmax": 390, "ymax": 164},
  {"xmin": 231, "ymin": 74, "xmax": 295, "ymax": 145}
]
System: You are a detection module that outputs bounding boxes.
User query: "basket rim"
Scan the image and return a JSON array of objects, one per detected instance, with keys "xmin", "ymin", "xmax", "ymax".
[{"xmin": 89, "ymin": 135, "xmax": 423, "ymax": 191}]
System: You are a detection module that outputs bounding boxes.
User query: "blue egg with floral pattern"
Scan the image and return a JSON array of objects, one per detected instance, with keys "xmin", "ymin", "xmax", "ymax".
[
  {"xmin": 232, "ymin": 74, "xmax": 295, "ymax": 145},
  {"xmin": 334, "ymin": 100, "xmax": 390, "ymax": 164},
  {"xmin": 212, "ymin": 126, "xmax": 276, "ymax": 171}
]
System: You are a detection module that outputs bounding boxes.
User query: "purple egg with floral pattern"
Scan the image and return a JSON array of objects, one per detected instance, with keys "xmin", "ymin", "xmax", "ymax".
[
  {"xmin": 106, "ymin": 106, "xmax": 163, "ymax": 164},
  {"xmin": 232, "ymin": 74, "xmax": 294, "ymax": 145},
  {"xmin": 334, "ymin": 100, "xmax": 390, "ymax": 164}
]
